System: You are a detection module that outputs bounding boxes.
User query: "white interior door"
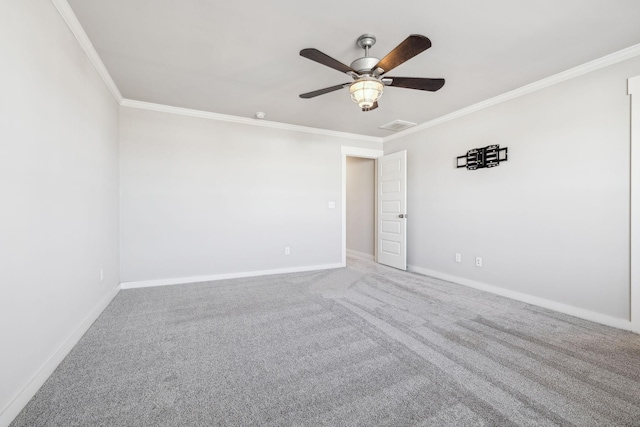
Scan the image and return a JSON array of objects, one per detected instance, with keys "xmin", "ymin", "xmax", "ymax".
[{"xmin": 377, "ymin": 150, "xmax": 407, "ymax": 270}]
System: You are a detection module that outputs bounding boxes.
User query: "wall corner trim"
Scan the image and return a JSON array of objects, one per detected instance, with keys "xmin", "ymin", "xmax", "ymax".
[
  {"xmin": 407, "ymin": 265, "xmax": 634, "ymax": 332},
  {"xmin": 50, "ymin": 0, "xmax": 123, "ymax": 103},
  {"xmin": 120, "ymin": 263, "xmax": 343, "ymax": 290},
  {"xmin": 629, "ymin": 74, "xmax": 640, "ymax": 333},
  {"xmin": 384, "ymin": 42, "xmax": 640, "ymax": 143},
  {"xmin": 0, "ymin": 285, "xmax": 121, "ymax": 427},
  {"xmin": 629, "ymin": 75, "xmax": 640, "ymax": 95}
]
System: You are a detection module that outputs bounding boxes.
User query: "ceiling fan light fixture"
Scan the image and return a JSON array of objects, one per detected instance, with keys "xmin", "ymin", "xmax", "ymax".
[{"xmin": 349, "ymin": 77, "xmax": 384, "ymax": 109}]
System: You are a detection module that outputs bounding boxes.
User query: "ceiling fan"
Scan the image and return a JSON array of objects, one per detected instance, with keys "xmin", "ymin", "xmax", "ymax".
[{"xmin": 299, "ymin": 34, "xmax": 445, "ymax": 112}]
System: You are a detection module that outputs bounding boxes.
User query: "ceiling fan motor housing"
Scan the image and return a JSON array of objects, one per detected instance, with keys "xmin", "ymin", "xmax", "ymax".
[
  {"xmin": 350, "ymin": 57, "xmax": 380, "ymax": 74},
  {"xmin": 352, "ymin": 34, "xmax": 379, "ymax": 74}
]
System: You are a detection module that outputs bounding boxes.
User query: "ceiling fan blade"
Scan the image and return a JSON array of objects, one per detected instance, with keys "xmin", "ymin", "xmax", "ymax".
[
  {"xmin": 372, "ymin": 35, "xmax": 432, "ymax": 74},
  {"xmin": 362, "ymin": 101, "xmax": 379, "ymax": 112},
  {"xmin": 299, "ymin": 83, "xmax": 350, "ymax": 99},
  {"xmin": 300, "ymin": 48, "xmax": 356, "ymax": 74},
  {"xmin": 384, "ymin": 77, "xmax": 445, "ymax": 92}
]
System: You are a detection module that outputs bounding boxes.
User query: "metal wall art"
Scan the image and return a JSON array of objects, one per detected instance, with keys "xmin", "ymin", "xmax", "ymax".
[{"xmin": 456, "ymin": 144, "xmax": 508, "ymax": 170}]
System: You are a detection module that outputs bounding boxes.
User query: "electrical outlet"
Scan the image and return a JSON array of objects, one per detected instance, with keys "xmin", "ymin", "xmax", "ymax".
[
  {"xmin": 475, "ymin": 257, "xmax": 483, "ymax": 267},
  {"xmin": 284, "ymin": 246, "xmax": 291, "ymax": 255},
  {"xmin": 455, "ymin": 253, "xmax": 461, "ymax": 263}
]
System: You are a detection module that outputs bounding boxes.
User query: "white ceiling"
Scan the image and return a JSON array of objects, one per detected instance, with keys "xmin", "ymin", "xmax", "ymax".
[{"xmin": 66, "ymin": 0, "xmax": 640, "ymax": 137}]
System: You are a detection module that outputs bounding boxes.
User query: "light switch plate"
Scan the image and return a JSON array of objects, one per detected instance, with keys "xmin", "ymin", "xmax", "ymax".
[{"xmin": 328, "ymin": 201, "xmax": 336, "ymax": 209}]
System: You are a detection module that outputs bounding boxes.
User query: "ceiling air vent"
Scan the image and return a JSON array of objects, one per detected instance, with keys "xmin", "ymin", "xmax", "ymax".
[{"xmin": 379, "ymin": 120, "xmax": 417, "ymax": 132}]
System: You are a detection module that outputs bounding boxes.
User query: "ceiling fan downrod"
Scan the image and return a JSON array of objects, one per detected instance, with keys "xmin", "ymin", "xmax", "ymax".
[{"xmin": 351, "ymin": 34, "xmax": 380, "ymax": 75}]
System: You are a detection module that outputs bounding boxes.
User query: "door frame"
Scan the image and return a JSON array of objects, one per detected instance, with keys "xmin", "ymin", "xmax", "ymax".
[{"xmin": 341, "ymin": 146, "xmax": 384, "ymax": 267}]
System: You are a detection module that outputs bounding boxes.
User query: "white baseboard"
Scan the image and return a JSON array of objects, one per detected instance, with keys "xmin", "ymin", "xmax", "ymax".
[
  {"xmin": 346, "ymin": 249, "xmax": 375, "ymax": 260},
  {"xmin": 0, "ymin": 285, "xmax": 121, "ymax": 427},
  {"xmin": 120, "ymin": 263, "xmax": 344, "ymax": 289},
  {"xmin": 407, "ymin": 264, "xmax": 633, "ymax": 332}
]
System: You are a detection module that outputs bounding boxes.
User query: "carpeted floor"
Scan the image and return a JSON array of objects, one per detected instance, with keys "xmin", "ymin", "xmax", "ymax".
[{"xmin": 11, "ymin": 254, "xmax": 640, "ymax": 426}]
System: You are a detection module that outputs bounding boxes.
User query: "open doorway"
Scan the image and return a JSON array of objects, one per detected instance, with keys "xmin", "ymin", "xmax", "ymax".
[
  {"xmin": 346, "ymin": 157, "xmax": 376, "ymax": 260},
  {"xmin": 340, "ymin": 146, "xmax": 383, "ymax": 266}
]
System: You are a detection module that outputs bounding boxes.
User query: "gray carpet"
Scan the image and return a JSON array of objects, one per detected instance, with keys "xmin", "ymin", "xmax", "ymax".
[{"xmin": 11, "ymin": 254, "xmax": 640, "ymax": 426}]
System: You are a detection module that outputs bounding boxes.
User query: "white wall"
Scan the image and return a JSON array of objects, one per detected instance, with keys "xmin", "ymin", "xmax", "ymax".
[
  {"xmin": 119, "ymin": 107, "xmax": 381, "ymax": 283},
  {"xmin": 346, "ymin": 157, "xmax": 375, "ymax": 256},
  {"xmin": 0, "ymin": 1, "xmax": 120, "ymax": 424},
  {"xmin": 385, "ymin": 55, "xmax": 640, "ymax": 321}
]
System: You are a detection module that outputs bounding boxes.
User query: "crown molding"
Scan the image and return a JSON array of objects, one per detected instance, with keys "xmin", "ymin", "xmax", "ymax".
[
  {"xmin": 50, "ymin": 0, "xmax": 377, "ymax": 142},
  {"xmin": 120, "ymin": 99, "xmax": 383, "ymax": 143},
  {"xmin": 48, "ymin": 0, "xmax": 640, "ymax": 145},
  {"xmin": 50, "ymin": 0, "xmax": 123, "ymax": 103},
  {"xmin": 384, "ymin": 42, "xmax": 640, "ymax": 143}
]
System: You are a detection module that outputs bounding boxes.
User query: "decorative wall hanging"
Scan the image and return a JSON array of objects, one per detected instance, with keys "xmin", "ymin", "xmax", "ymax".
[{"xmin": 456, "ymin": 144, "xmax": 508, "ymax": 170}]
